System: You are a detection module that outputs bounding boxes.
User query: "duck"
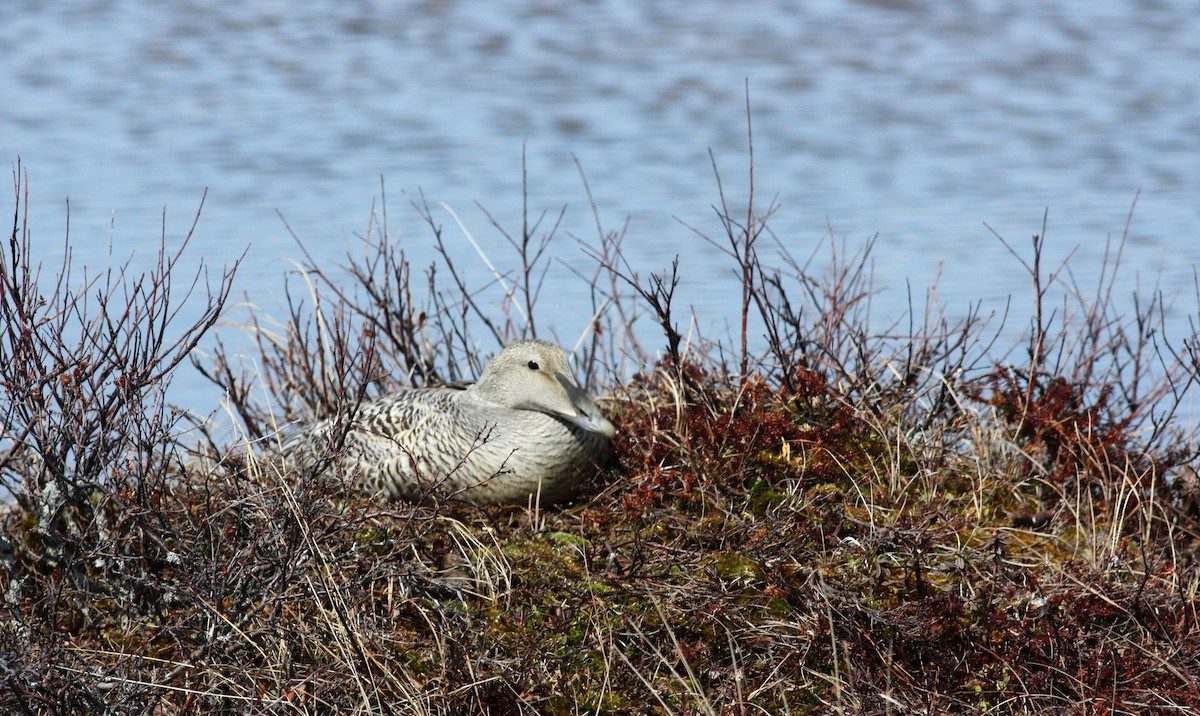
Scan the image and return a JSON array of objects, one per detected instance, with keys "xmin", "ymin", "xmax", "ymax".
[{"xmin": 279, "ymin": 339, "xmax": 616, "ymax": 505}]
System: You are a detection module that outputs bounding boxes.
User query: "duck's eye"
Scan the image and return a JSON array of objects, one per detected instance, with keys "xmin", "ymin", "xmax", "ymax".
[{"xmin": 527, "ymin": 360, "xmax": 540, "ymax": 371}]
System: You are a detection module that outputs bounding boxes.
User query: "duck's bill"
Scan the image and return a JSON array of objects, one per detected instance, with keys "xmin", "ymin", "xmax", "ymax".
[
  {"xmin": 561, "ymin": 379, "xmax": 618, "ymax": 439},
  {"xmin": 573, "ymin": 411, "xmax": 617, "ymax": 439}
]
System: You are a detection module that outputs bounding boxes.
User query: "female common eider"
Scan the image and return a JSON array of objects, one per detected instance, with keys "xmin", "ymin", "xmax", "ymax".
[{"xmin": 279, "ymin": 339, "xmax": 616, "ymax": 505}]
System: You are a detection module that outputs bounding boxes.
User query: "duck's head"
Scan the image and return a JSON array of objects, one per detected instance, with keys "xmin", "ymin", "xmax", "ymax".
[{"xmin": 473, "ymin": 339, "xmax": 617, "ymax": 439}]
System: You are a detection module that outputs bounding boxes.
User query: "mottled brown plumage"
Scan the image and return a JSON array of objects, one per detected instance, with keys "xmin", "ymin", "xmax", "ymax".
[{"xmin": 280, "ymin": 340, "xmax": 615, "ymax": 504}]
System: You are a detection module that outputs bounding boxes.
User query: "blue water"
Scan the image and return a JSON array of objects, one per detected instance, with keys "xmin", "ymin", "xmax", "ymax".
[{"xmin": 5, "ymin": 0, "xmax": 1199, "ymax": 419}]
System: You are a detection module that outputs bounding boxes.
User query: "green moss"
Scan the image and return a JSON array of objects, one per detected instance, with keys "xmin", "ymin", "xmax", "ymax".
[
  {"xmin": 544, "ymin": 530, "xmax": 591, "ymax": 549},
  {"xmin": 708, "ymin": 550, "xmax": 764, "ymax": 588}
]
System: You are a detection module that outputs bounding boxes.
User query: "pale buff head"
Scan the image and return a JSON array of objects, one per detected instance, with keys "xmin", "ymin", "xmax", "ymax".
[{"xmin": 470, "ymin": 339, "xmax": 617, "ymax": 439}]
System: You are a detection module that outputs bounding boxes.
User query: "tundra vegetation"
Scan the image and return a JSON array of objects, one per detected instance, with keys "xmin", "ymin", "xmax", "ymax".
[{"xmin": 2, "ymin": 149, "xmax": 1198, "ymax": 714}]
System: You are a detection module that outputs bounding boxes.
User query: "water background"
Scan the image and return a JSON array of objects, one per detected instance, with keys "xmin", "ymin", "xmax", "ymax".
[{"xmin": 5, "ymin": 0, "xmax": 1199, "ymax": 423}]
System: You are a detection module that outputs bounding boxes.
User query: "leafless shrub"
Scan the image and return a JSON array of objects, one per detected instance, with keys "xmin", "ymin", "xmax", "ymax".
[
  {"xmin": 971, "ymin": 208, "xmax": 1199, "ymax": 523},
  {"xmin": 0, "ymin": 162, "xmax": 241, "ymax": 710},
  {"xmin": 1, "ymin": 163, "xmax": 238, "ymax": 565},
  {"xmin": 197, "ymin": 162, "xmax": 623, "ymax": 455},
  {"xmin": 649, "ymin": 97, "xmax": 1003, "ymax": 456}
]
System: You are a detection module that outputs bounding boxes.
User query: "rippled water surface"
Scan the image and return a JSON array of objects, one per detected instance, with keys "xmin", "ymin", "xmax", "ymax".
[{"xmin": 5, "ymin": 0, "xmax": 1199, "ymax": 413}]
